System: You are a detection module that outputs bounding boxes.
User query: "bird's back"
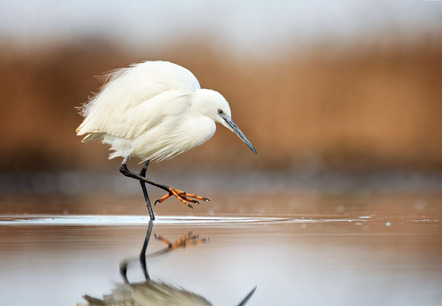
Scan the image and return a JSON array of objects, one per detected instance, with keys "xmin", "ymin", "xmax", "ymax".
[{"xmin": 76, "ymin": 61, "xmax": 201, "ymax": 140}]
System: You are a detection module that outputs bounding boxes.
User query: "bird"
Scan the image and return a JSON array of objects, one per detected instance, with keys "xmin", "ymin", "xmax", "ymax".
[{"xmin": 76, "ymin": 61, "xmax": 256, "ymax": 220}]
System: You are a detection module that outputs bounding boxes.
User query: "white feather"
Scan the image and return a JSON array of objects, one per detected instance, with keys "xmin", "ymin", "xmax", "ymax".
[{"xmin": 77, "ymin": 60, "xmax": 252, "ymax": 162}]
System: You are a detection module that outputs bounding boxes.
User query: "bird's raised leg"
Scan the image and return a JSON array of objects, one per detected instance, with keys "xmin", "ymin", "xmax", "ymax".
[
  {"xmin": 139, "ymin": 160, "xmax": 155, "ymax": 221},
  {"xmin": 154, "ymin": 187, "xmax": 210, "ymax": 209},
  {"xmin": 119, "ymin": 157, "xmax": 209, "ymax": 211}
]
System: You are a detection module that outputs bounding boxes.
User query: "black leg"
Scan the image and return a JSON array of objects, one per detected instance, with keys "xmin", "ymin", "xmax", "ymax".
[
  {"xmin": 119, "ymin": 158, "xmax": 170, "ymax": 192},
  {"xmin": 119, "ymin": 156, "xmax": 209, "ymax": 211},
  {"xmin": 120, "ymin": 157, "xmax": 171, "ymax": 220},
  {"xmin": 139, "ymin": 160, "xmax": 155, "ymax": 220}
]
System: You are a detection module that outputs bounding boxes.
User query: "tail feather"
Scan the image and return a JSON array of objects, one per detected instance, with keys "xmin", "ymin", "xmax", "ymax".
[{"xmin": 81, "ymin": 133, "xmax": 104, "ymax": 143}]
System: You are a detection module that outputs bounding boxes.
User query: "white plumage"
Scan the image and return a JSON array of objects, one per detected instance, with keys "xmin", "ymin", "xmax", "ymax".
[
  {"xmin": 76, "ymin": 60, "xmax": 256, "ymax": 219},
  {"xmin": 77, "ymin": 61, "xmax": 256, "ymax": 162}
]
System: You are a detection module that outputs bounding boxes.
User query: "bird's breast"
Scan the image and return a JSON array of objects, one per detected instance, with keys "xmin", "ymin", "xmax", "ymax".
[
  {"xmin": 180, "ymin": 115, "xmax": 216, "ymax": 149},
  {"xmin": 130, "ymin": 114, "xmax": 216, "ymax": 162}
]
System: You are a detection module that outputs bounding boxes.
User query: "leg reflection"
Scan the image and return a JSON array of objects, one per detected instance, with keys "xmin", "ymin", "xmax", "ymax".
[{"xmin": 80, "ymin": 222, "xmax": 255, "ymax": 305}]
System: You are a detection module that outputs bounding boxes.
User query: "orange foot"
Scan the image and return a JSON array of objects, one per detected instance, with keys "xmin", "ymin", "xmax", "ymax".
[{"xmin": 154, "ymin": 186, "xmax": 210, "ymax": 209}]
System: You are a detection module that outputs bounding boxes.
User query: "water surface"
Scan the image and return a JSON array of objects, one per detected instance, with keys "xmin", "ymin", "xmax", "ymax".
[
  {"xmin": 1, "ymin": 172, "xmax": 441, "ymax": 305},
  {"xmin": 1, "ymin": 211, "xmax": 440, "ymax": 306}
]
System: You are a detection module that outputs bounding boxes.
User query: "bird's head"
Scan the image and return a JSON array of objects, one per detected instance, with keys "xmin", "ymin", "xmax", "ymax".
[{"xmin": 193, "ymin": 89, "xmax": 257, "ymax": 154}]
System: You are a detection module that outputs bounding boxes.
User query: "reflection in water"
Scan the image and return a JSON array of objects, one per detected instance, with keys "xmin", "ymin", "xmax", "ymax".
[
  {"xmin": 79, "ymin": 221, "xmax": 256, "ymax": 306},
  {"xmin": 0, "ymin": 213, "xmax": 440, "ymax": 305}
]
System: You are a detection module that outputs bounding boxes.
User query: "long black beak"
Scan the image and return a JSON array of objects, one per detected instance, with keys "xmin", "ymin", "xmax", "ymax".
[{"xmin": 220, "ymin": 113, "xmax": 257, "ymax": 154}]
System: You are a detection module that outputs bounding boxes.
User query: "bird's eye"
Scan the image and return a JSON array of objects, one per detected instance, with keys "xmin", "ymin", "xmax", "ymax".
[{"xmin": 218, "ymin": 109, "xmax": 223, "ymax": 114}]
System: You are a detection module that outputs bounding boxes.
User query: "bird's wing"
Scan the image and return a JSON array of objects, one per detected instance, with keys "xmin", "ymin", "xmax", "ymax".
[
  {"xmin": 101, "ymin": 90, "xmax": 189, "ymax": 139},
  {"xmin": 76, "ymin": 61, "xmax": 200, "ymax": 139}
]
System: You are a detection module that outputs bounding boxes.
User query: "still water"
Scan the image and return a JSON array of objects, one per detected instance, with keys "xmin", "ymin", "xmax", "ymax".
[
  {"xmin": 0, "ymin": 172, "xmax": 441, "ymax": 305},
  {"xmin": 1, "ymin": 212, "xmax": 441, "ymax": 305}
]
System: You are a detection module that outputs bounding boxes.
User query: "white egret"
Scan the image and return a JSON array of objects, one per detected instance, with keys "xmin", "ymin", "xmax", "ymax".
[{"xmin": 76, "ymin": 61, "xmax": 256, "ymax": 220}]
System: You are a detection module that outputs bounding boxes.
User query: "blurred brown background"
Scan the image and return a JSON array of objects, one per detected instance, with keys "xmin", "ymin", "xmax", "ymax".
[{"xmin": 0, "ymin": 1, "xmax": 441, "ymax": 174}]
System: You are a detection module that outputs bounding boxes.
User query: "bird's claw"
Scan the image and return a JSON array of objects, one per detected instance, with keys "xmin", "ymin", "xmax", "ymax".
[
  {"xmin": 154, "ymin": 187, "xmax": 209, "ymax": 209},
  {"xmin": 182, "ymin": 197, "xmax": 199, "ymax": 204},
  {"xmin": 154, "ymin": 192, "xmax": 173, "ymax": 206}
]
